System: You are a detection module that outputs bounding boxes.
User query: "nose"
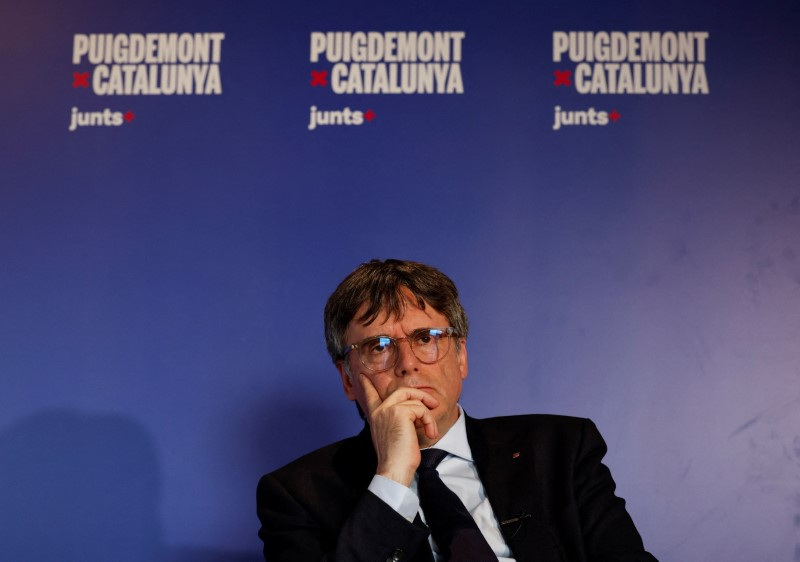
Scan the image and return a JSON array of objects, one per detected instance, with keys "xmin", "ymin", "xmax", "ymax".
[{"xmin": 393, "ymin": 338, "xmax": 419, "ymax": 376}]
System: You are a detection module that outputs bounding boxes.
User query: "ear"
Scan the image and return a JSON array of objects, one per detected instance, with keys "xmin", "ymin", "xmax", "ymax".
[
  {"xmin": 456, "ymin": 338, "xmax": 468, "ymax": 380},
  {"xmin": 336, "ymin": 360, "xmax": 358, "ymax": 401}
]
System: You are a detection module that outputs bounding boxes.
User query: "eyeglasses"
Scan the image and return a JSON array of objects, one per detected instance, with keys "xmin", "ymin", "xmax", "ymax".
[{"xmin": 342, "ymin": 327, "xmax": 457, "ymax": 373}]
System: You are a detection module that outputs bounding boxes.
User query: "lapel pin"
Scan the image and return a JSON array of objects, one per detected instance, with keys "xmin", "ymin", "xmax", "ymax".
[{"xmin": 512, "ymin": 451, "xmax": 520, "ymax": 459}]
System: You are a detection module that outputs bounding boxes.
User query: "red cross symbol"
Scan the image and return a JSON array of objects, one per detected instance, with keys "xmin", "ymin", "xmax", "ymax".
[
  {"xmin": 124, "ymin": 111, "xmax": 135, "ymax": 122},
  {"xmin": 609, "ymin": 110, "xmax": 621, "ymax": 122},
  {"xmin": 310, "ymin": 70, "xmax": 328, "ymax": 87},
  {"xmin": 553, "ymin": 69, "xmax": 571, "ymax": 87},
  {"xmin": 72, "ymin": 71, "xmax": 90, "ymax": 88},
  {"xmin": 363, "ymin": 109, "xmax": 376, "ymax": 122}
]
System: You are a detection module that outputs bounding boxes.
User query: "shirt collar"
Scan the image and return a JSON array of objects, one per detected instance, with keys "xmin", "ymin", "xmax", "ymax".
[{"xmin": 423, "ymin": 404, "xmax": 473, "ymax": 462}]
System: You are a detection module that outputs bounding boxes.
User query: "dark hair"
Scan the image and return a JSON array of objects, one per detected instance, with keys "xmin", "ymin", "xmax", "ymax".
[{"xmin": 324, "ymin": 259, "xmax": 469, "ymax": 363}]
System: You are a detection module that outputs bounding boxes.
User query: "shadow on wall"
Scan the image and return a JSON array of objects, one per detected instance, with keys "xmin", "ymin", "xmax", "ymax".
[
  {"xmin": 168, "ymin": 547, "xmax": 261, "ymax": 561},
  {"xmin": 0, "ymin": 409, "xmax": 260, "ymax": 562},
  {"xmin": 247, "ymin": 375, "xmax": 362, "ymax": 473}
]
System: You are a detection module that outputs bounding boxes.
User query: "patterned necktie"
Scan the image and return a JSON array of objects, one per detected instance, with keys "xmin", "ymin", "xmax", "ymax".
[{"xmin": 417, "ymin": 448, "xmax": 497, "ymax": 560}]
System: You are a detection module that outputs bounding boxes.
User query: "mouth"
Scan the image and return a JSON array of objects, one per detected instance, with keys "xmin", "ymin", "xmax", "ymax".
[
  {"xmin": 413, "ymin": 385, "xmax": 435, "ymax": 392},
  {"xmin": 397, "ymin": 383, "xmax": 433, "ymax": 391}
]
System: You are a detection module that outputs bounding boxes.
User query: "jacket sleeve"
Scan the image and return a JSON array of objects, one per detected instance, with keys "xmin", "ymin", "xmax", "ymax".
[{"xmin": 257, "ymin": 472, "xmax": 431, "ymax": 562}]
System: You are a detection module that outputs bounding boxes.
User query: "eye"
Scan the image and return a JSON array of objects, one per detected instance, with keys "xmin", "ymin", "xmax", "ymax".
[
  {"xmin": 366, "ymin": 336, "xmax": 393, "ymax": 355},
  {"xmin": 413, "ymin": 329, "xmax": 442, "ymax": 346}
]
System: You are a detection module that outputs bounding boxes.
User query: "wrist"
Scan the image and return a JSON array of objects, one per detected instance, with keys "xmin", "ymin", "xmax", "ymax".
[{"xmin": 376, "ymin": 464, "xmax": 416, "ymax": 487}]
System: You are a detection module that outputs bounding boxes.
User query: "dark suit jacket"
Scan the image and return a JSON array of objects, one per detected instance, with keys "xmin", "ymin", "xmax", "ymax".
[{"xmin": 257, "ymin": 414, "xmax": 657, "ymax": 561}]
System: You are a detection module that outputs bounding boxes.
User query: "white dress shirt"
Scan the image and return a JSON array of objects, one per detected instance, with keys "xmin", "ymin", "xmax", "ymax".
[{"xmin": 368, "ymin": 406, "xmax": 516, "ymax": 561}]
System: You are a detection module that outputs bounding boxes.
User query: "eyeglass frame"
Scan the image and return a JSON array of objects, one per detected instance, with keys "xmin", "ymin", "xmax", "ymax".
[{"xmin": 340, "ymin": 327, "xmax": 458, "ymax": 373}]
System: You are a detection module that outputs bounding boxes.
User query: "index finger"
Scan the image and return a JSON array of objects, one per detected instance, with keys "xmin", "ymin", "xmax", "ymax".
[
  {"xmin": 382, "ymin": 387, "xmax": 439, "ymax": 411},
  {"xmin": 359, "ymin": 373, "xmax": 383, "ymax": 415}
]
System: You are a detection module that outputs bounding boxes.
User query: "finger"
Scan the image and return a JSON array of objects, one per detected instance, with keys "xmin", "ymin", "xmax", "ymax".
[
  {"xmin": 424, "ymin": 420, "xmax": 438, "ymax": 440},
  {"xmin": 359, "ymin": 373, "xmax": 383, "ymax": 414},
  {"xmin": 381, "ymin": 387, "xmax": 440, "ymax": 410},
  {"xmin": 397, "ymin": 401, "xmax": 439, "ymax": 440},
  {"xmin": 411, "ymin": 403, "xmax": 438, "ymax": 440}
]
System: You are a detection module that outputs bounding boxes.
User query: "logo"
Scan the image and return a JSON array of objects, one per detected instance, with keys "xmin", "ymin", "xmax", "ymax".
[
  {"xmin": 68, "ymin": 107, "xmax": 134, "ymax": 131},
  {"xmin": 552, "ymin": 106, "xmax": 620, "ymax": 131},
  {"xmin": 72, "ymin": 33, "xmax": 225, "ymax": 95},
  {"xmin": 69, "ymin": 32, "xmax": 225, "ymax": 132},
  {"xmin": 308, "ymin": 106, "xmax": 376, "ymax": 131},
  {"xmin": 307, "ymin": 31, "xmax": 466, "ymax": 130},
  {"xmin": 550, "ymin": 31, "xmax": 709, "ymax": 131},
  {"xmin": 552, "ymin": 31, "xmax": 709, "ymax": 95}
]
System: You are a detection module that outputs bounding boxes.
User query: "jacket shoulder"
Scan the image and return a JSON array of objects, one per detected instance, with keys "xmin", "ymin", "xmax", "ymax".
[
  {"xmin": 257, "ymin": 429, "xmax": 374, "ymax": 499},
  {"xmin": 467, "ymin": 412, "xmax": 595, "ymax": 434},
  {"xmin": 465, "ymin": 413, "xmax": 604, "ymax": 459}
]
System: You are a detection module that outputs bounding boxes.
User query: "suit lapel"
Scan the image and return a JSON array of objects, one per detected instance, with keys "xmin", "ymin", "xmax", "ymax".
[{"xmin": 465, "ymin": 415, "xmax": 565, "ymax": 562}]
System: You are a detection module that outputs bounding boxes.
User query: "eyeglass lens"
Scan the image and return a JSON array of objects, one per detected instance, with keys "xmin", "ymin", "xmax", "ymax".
[{"xmin": 358, "ymin": 329, "xmax": 451, "ymax": 372}]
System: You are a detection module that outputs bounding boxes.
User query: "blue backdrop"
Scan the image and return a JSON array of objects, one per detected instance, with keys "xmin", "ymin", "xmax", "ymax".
[{"xmin": 2, "ymin": 0, "xmax": 799, "ymax": 559}]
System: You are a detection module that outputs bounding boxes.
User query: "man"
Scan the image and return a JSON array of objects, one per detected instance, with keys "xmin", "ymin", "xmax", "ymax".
[{"xmin": 257, "ymin": 259, "xmax": 657, "ymax": 561}]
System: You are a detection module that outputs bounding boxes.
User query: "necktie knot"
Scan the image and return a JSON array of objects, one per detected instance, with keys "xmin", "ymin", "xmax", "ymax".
[{"xmin": 419, "ymin": 448, "xmax": 448, "ymax": 471}]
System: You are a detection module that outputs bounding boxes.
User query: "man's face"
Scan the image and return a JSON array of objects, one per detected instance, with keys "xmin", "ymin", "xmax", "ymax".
[{"xmin": 336, "ymin": 292, "xmax": 468, "ymax": 438}]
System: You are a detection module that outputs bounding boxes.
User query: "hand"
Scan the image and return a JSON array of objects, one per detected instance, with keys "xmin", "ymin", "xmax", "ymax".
[{"xmin": 360, "ymin": 374, "xmax": 440, "ymax": 486}]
